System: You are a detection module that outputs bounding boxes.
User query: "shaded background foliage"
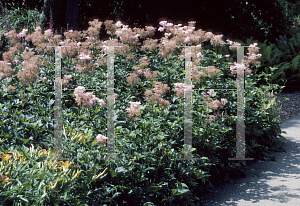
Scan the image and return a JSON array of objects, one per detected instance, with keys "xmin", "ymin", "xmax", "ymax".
[
  {"xmin": 1, "ymin": 0, "xmax": 300, "ymax": 92},
  {"xmin": 1, "ymin": 0, "xmax": 299, "ymax": 44}
]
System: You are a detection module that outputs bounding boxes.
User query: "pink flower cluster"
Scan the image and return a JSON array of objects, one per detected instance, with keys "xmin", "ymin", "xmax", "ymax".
[
  {"xmin": 74, "ymin": 50, "xmax": 95, "ymax": 74},
  {"xmin": 52, "ymin": 75, "xmax": 73, "ymax": 87},
  {"xmin": 156, "ymin": 20, "xmax": 227, "ymax": 59},
  {"xmin": 228, "ymin": 42, "xmax": 262, "ymax": 75},
  {"xmin": 17, "ymin": 29, "xmax": 28, "ymax": 38},
  {"xmin": 125, "ymin": 101, "xmax": 142, "ymax": 121},
  {"xmin": 205, "ymin": 115, "xmax": 216, "ymax": 124},
  {"xmin": 74, "ymin": 86, "xmax": 108, "ymax": 108},
  {"xmin": 245, "ymin": 43, "xmax": 262, "ymax": 66},
  {"xmin": 95, "ymin": 134, "xmax": 108, "ymax": 143},
  {"xmin": 173, "ymin": 83, "xmax": 195, "ymax": 100},
  {"xmin": 0, "ymin": 61, "xmax": 15, "ymax": 80},
  {"xmin": 144, "ymin": 81, "xmax": 170, "ymax": 108},
  {"xmin": 78, "ymin": 52, "xmax": 91, "ymax": 60},
  {"xmin": 230, "ymin": 63, "xmax": 252, "ymax": 75},
  {"xmin": 203, "ymin": 89, "xmax": 228, "ymax": 123},
  {"xmin": 126, "ymin": 56, "xmax": 159, "ymax": 85},
  {"xmin": 0, "ymin": 73, "xmax": 5, "ymax": 79}
]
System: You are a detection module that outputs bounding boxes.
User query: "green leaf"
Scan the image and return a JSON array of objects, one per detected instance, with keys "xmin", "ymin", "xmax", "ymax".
[
  {"xmin": 115, "ymin": 166, "xmax": 127, "ymax": 174},
  {"xmin": 109, "ymin": 168, "xmax": 116, "ymax": 177},
  {"xmin": 21, "ymin": 138, "xmax": 30, "ymax": 145},
  {"xmin": 177, "ymin": 188, "xmax": 189, "ymax": 194},
  {"xmin": 269, "ymin": 67, "xmax": 278, "ymax": 72}
]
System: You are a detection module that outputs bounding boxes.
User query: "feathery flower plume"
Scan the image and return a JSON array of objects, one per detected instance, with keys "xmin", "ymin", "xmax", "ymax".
[
  {"xmin": 95, "ymin": 134, "xmax": 108, "ymax": 143},
  {"xmin": 17, "ymin": 29, "xmax": 28, "ymax": 38},
  {"xmin": 126, "ymin": 101, "xmax": 141, "ymax": 121}
]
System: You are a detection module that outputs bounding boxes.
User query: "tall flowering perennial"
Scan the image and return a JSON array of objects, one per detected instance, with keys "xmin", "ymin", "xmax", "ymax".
[
  {"xmin": 202, "ymin": 89, "xmax": 228, "ymax": 123},
  {"xmin": 144, "ymin": 81, "xmax": 170, "ymax": 108},
  {"xmin": 74, "ymin": 49, "xmax": 95, "ymax": 74},
  {"xmin": 95, "ymin": 134, "xmax": 108, "ymax": 143},
  {"xmin": 155, "ymin": 20, "xmax": 259, "ymax": 83},
  {"xmin": 126, "ymin": 101, "xmax": 142, "ymax": 121},
  {"xmin": 64, "ymin": 29, "xmax": 86, "ymax": 42},
  {"xmin": 25, "ymin": 26, "xmax": 64, "ymax": 55},
  {"xmin": 4, "ymin": 30, "xmax": 19, "ymax": 46},
  {"xmin": 0, "ymin": 61, "xmax": 15, "ymax": 80},
  {"xmin": 87, "ymin": 19, "xmax": 103, "ymax": 41},
  {"xmin": 105, "ymin": 20, "xmax": 156, "ymax": 60},
  {"xmin": 100, "ymin": 38, "xmax": 128, "ymax": 60},
  {"xmin": 74, "ymin": 86, "xmax": 107, "ymax": 108},
  {"xmin": 73, "ymin": 87, "xmax": 117, "ymax": 145},
  {"xmin": 25, "ymin": 27, "xmax": 57, "ymax": 54},
  {"xmin": 127, "ymin": 56, "xmax": 159, "ymax": 84},
  {"xmin": 16, "ymin": 50, "xmax": 40, "ymax": 86},
  {"xmin": 227, "ymin": 42, "xmax": 262, "ymax": 75},
  {"xmin": 5, "ymin": 85, "xmax": 16, "ymax": 93},
  {"xmin": 16, "ymin": 29, "xmax": 28, "ymax": 52},
  {"xmin": 103, "ymin": 20, "xmax": 117, "ymax": 36},
  {"xmin": 58, "ymin": 38, "xmax": 81, "ymax": 58},
  {"xmin": 173, "ymin": 83, "xmax": 195, "ymax": 100},
  {"xmin": 156, "ymin": 20, "xmax": 225, "ymax": 60},
  {"xmin": 110, "ymin": 20, "xmax": 141, "ymax": 49},
  {"xmin": 17, "ymin": 29, "xmax": 28, "ymax": 38},
  {"xmin": 52, "ymin": 74, "xmax": 72, "ymax": 87},
  {"xmin": 140, "ymin": 37, "xmax": 159, "ymax": 52},
  {"xmin": 25, "ymin": 26, "xmax": 45, "ymax": 51},
  {"xmin": 2, "ymin": 45, "xmax": 19, "ymax": 63},
  {"xmin": 244, "ymin": 43, "xmax": 262, "ymax": 66}
]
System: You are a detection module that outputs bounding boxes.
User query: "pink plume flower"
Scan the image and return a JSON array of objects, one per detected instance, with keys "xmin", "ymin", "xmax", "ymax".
[
  {"xmin": 74, "ymin": 86, "xmax": 86, "ymax": 96},
  {"xmin": 174, "ymin": 83, "xmax": 185, "ymax": 89},
  {"xmin": 207, "ymin": 89, "xmax": 215, "ymax": 96},
  {"xmin": 95, "ymin": 134, "xmax": 108, "ymax": 143},
  {"xmin": 184, "ymin": 37, "xmax": 191, "ymax": 44},
  {"xmin": 159, "ymin": 21, "xmax": 168, "ymax": 27},
  {"xmin": 115, "ymin": 21, "xmax": 123, "ymax": 28},
  {"xmin": 17, "ymin": 29, "xmax": 28, "ymax": 38},
  {"xmin": 78, "ymin": 52, "xmax": 91, "ymax": 60},
  {"xmin": 158, "ymin": 27, "xmax": 164, "ymax": 32},
  {"xmin": 221, "ymin": 98, "xmax": 228, "ymax": 105},
  {"xmin": 129, "ymin": 102, "xmax": 141, "ymax": 109}
]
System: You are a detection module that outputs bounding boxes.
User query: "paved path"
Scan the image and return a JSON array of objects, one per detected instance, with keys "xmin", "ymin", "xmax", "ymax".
[{"xmin": 197, "ymin": 112, "xmax": 300, "ymax": 206}]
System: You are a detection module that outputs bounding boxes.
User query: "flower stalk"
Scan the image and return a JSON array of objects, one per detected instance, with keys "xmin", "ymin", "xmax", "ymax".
[{"xmin": 92, "ymin": 167, "xmax": 108, "ymax": 181}]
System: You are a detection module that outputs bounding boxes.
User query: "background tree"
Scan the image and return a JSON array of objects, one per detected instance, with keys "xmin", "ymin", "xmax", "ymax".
[
  {"xmin": 39, "ymin": 0, "xmax": 79, "ymax": 34},
  {"xmin": 2, "ymin": 0, "xmax": 299, "ymax": 45}
]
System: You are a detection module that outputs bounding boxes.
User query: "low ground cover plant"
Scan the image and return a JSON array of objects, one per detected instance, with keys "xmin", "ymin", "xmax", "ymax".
[{"xmin": 0, "ymin": 18, "xmax": 288, "ymax": 205}]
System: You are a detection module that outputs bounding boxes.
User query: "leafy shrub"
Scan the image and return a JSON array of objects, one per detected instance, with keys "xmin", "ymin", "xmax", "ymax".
[
  {"xmin": 248, "ymin": 33, "xmax": 300, "ymax": 93},
  {"xmin": 0, "ymin": 6, "xmax": 40, "ymax": 35},
  {"xmin": 0, "ymin": 19, "xmax": 288, "ymax": 205}
]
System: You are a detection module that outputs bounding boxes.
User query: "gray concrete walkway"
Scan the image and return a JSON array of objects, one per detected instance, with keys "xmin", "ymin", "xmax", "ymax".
[{"xmin": 198, "ymin": 112, "xmax": 300, "ymax": 206}]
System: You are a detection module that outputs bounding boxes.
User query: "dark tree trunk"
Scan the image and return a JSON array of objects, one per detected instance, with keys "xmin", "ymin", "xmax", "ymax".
[
  {"xmin": 51, "ymin": 0, "xmax": 66, "ymax": 33},
  {"xmin": 40, "ymin": 0, "xmax": 52, "ymax": 30},
  {"xmin": 65, "ymin": 0, "xmax": 79, "ymax": 31},
  {"xmin": 40, "ymin": 0, "xmax": 79, "ymax": 34}
]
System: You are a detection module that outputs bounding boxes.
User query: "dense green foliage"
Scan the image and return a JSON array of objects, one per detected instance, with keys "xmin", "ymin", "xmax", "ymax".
[
  {"xmin": 0, "ymin": 2, "xmax": 299, "ymax": 205},
  {"xmin": 0, "ymin": 18, "xmax": 289, "ymax": 205}
]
